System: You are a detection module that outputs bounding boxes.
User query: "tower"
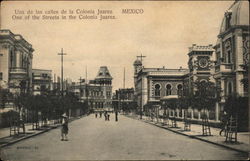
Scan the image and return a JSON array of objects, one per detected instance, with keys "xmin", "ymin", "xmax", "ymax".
[
  {"xmin": 133, "ymin": 59, "xmax": 142, "ymax": 88},
  {"xmin": 188, "ymin": 44, "xmax": 214, "ymax": 87},
  {"xmin": 95, "ymin": 66, "xmax": 112, "ymax": 110}
]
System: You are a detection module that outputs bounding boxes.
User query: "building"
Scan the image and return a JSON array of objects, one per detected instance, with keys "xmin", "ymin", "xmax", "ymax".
[
  {"xmin": 0, "ymin": 30, "xmax": 34, "ymax": 94},
  {"xmin": 213, "ymin": 0, "xmax": 249, "ymax": 104},
  {"xmin": 134, "ymin": 44, "xmax": 215, "ymax": 119},
  {"xmin": 32, "ymin": 69, "xmax": 52, "ymax": 95},
  {"xmin": 133, "ymin": 0, "xmax": 249, "ymax": 125},
  {"xmin": 112, "ymin": 88, "xmax": 137, "ymax": 112},
  {"xmin": 71, "ymin": 66, "xmax": 113, "ymax": 111}
]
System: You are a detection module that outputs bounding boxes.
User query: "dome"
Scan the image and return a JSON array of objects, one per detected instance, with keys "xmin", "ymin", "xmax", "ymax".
[
  {"xmin": 133, "ymin": 59, "xmax": 142, "ymax": 66},
  {"xmin": 219, "ymin": 1, "xmax": 249, "ymax": 34}
]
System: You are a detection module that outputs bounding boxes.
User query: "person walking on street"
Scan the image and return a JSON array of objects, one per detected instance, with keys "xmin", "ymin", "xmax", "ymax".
[
  {"xmin": 95, "ymin": 112, "xmax": 98, "ymax": 118},
  {"xmin": 99, "ymin": 112, "xmax": 102, "ymax": 118},
  {"xmin": 107, "ymin": 112, "xmax": 110, "ymax": 121},
  {"xmin": 104, "ymin": 111, "xmax": 107, "ymax": 121},
  {"xmin": 219, "ymin": 111, "xmax": 228, "ymax": 136},
  {"xmin": 115, "ymin": 111, "xmax": 118, "ymax": 122},
  {"xmin": 61, "ymin": 113, "xmax": 69, "ymax": 141}
]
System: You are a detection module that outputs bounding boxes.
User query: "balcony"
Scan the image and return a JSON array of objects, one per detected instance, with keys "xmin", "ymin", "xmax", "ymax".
[{"xmin": 215, "ymin": 63, "xmax": 233, "ymax": 73}]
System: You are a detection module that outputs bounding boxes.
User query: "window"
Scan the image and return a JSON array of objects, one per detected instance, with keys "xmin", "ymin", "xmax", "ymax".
[
  {"xmin": 154, "ymin": 84, "xmax": 161, "ymax": 97},
  {"xmin": 10, "ymin": 50, "xmax": 15, "ymax": 67},
  {"xmin": 228, "ymin": 82, "xmax": 233, "ymax": 95},
  {"xmin": 177, "ymin": 84, "xmax": 183, "ymax": 96},
  {"xmin": 227, "ymin": 51, "xmax": 231, "ymax": 63},
  {"xmin": 166, "ymin": 84, "xmax": 172, "ymax": 95}
]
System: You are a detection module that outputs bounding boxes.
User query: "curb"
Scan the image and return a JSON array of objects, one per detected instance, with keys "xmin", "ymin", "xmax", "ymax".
[
  {"xmin": 0, "ymin": 124, "xmax": 61, "ymax": 148},
  {"xmin": 126, "ymin": 115, "xmax": 249, "ymax": 154},
  {"xmin": 0, "ymin": 115, "xmax": 87, "ymax": 148}
]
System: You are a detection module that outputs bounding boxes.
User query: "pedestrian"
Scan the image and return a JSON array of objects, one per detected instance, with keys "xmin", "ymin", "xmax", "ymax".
[
  {"xmin": 95, "ymin": 112, "xmax": 98, "ymax": 118},
  {"xmin": 115, "ymin": 111, "xmax": 118, "ymax": 122},
  {"xmin": 61, "ymin": 113, "xmax": 69, "ymax": 141},
  {"xmin": 107, "ymin": 113, "xmax": 110, "ymax": 121},
  {"xmin": 99, "ymin": 112, "xmax": 102, "ymax": 118},
  {"xmin": 104, "ymin": 111, "xmax": 107, "ymax": 121},
  {"xmin": 219, "ymin": 111, "xmax": 228, "ymax": 136}
]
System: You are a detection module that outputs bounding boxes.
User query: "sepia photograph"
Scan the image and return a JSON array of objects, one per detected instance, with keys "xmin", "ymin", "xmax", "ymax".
[{"xmin": 0, "ymin": 0, "xmax": 249, "ymax": 160}]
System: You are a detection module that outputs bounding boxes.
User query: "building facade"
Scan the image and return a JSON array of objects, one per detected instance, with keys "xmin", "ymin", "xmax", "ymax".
[
  {"xmin": 133, "ymin": 0, "xmax": 249, "ymax": 123},
  {"xmin": 112, "ymin": 88, "xmax": 137, "ymax": 112},
  {"xmin": 32, "ymin": 69, "xmax": 52, "ymax": 95},
  {"xmin": 213, "ymin": 0, "xmax": 249, "ymax": 107},
  {"xmin": 0, "ymin": 30, "xmax": 34, "ymax": 94},
  {"xmin": 71, "ymin": 66, "xmax": 113, "ymax": 111}
]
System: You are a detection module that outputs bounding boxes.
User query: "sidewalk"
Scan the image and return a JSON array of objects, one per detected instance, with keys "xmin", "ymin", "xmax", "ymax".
[
  {"xmin": 0, "ymin": 116, "xmax": 85, "ymax": 148},
  {"xmin": 126, "ymin": 114, "xmax": 250, "ymax": 154}
]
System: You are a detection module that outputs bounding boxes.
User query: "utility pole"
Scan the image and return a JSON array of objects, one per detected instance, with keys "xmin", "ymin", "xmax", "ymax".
[
  {"xmin": 85, "ymin": 66, "xmax": 89, "ymax": 114},
  {"xmin": 123, "ymin": 67, "xmax": 125, "ymax": 89},
  {"xmin": 58, "ymin": 48, "xmax": 67, "ymax": 97},
  {"xmin": 137, "ymin": 53, "xmax": 146, "ymax": 119}
]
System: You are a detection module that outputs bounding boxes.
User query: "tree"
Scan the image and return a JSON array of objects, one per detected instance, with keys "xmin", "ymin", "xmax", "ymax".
[
  {"xmin": 166, "ymin": 98, "xmax": 178, "ymax": 127},
  {"xmin": 192, "ymin": 81, "xmax": 220, "ymax": 135},
  {"xmin": 178, "ymin": 91, "xmax": 192, "ymax": 131},
  {"xmin": 224, "ymin": 93, "xmax": 248, "ymax": 132},
  {"xmin": 0, "ymin": 88, "xmax": 10, "ymax": 108}
]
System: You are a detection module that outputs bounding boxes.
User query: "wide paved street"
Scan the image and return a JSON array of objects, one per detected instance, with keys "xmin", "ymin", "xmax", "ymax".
[{"xmin": 1, "ymin": 114, "xmax": 247, "ymax": 160}]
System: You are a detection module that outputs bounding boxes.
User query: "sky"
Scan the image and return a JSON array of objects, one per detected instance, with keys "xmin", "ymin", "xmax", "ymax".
[{"xmin": 1, "ymin": 1, "xmax": 233, "ymax": 91}]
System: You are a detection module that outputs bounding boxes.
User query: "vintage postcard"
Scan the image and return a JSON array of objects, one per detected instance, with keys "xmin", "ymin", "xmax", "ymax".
[{"xmin": 0, "ymin": 0, "xmax": 249, "ymax": 160}]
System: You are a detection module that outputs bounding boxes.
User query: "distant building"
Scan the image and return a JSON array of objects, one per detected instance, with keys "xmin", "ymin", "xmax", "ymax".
[
  {"xmin": 71, "ymin": 66, "xmax": 113, "ymax": 111},
  {"xmin": 0, "ymin": 30, "xmax": 34, "ymax": 94},
  {"xmin": 112, "ymin": 88, "xmax": 137, "ymax": 112},
  {"xmin": 32, "ymin": 69, "xmax": 52, "ymax": 95}
]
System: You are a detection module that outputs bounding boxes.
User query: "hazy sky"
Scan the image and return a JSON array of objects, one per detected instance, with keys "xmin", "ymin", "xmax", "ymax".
[{"xmin": 1, "ymin": 1, "xmax": 233, "ymax": 91}]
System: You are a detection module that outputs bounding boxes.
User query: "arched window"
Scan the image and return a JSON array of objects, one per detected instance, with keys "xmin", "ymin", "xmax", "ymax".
[
  {"xmin": 227, "ymin": 51, "xmax": 231, "ymax": 63},
  {"xmin": 166, "ymin": 84, "xmax": 172, "ymax": 96},
  {"xmin": 177, "ymin": 84, "xmax": 183, "ymax": 96},
  {"xmin": 154, "ymin": 84, "xmax": 161, "ymax": 97},
  {"xmin": 228, "ymin": 82, "xmax": 233, "ymax": 95}
]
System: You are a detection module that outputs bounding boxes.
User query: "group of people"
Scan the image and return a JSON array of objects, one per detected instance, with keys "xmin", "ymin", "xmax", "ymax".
[{"xmin": 94, "ymin": 111, "xmax": 119, "ymax": 122}]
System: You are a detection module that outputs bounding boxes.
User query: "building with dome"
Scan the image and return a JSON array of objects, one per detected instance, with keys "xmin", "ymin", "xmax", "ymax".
[
  {"xmin": 133, "ymin": 0, "xmax": 249, "ymax": 125},
  {"xmin": 214, "ymin": 0, "xmax": 249, "ymax": 100},
  {"xmin": 213, "ymin": 0, "xmax": 249, "ymax": 130}
]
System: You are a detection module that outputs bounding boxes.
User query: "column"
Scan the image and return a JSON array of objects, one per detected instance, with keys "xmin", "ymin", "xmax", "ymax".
[
  {"xmin": 182, "ymin": 109, "xmax": 185, "ymax": 119},
  {"xmin": 191, "ymin": 108, "xmax": 194, "ymax": 119},
  {"xmin": 15, "ymin": 50, "xmax": 21, "ymax": 68},
  {"xmin": 198, "ymin": 111, "xmax": 201, "ymax": 120},
  {"xmin": 221, "ymin": 78, "xmax": 225, "ymax": 102},
  {"xmin": 235, "ymin": 30, "xmax": 244, "ymax": 70},
  {"xmin": 215, "ymin": 102, "xmax": 220, "ymax": 121},
  {"xmin": 176, "ymin": 109, "xmax": 179, "ymax": 118}
]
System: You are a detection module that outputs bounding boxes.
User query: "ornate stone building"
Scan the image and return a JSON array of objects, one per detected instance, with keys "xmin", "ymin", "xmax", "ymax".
[
  {"xmin": 72, "ymin": 66, "xmax": 113, "ymax": 111},
  {"xmin": 213, "ymin": 0, "xmax": 249, "ymax": 106},
  {"xmin": 0, "ymin": 30, "xmax": 34, "ymax": 94},
  {"xmin": 133, "ymin": 0, "xmax": 249, "ymax": 123}
]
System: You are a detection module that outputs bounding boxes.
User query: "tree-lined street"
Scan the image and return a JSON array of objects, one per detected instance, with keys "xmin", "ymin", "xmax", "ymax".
[{"xmin": 1, "ymin": 114, "xmax": 247, "ymax": 160}]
